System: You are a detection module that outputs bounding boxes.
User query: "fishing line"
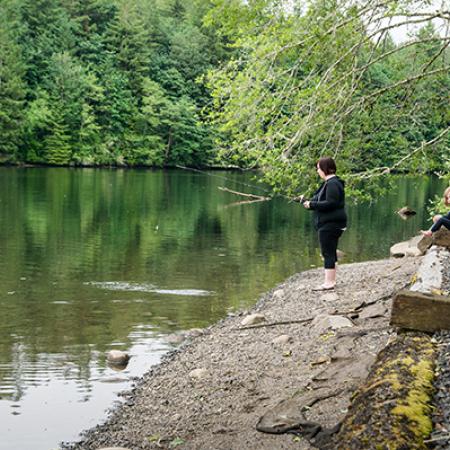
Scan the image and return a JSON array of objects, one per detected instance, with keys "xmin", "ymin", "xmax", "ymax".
[
  {"xmin": 175, "ymin": 165, "xmax": 301, "ymax": 202},
  {"xmin": 175, "ymin": 164, "xmax": 280, "ymax": 198}
]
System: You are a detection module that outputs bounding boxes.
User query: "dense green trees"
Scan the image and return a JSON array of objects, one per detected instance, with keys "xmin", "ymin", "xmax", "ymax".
[
  {"xmin": 0, "ymin": 5, "xmax": 26, "ymax": 159},
  {"xmin": 0, "ymin": 0, "xmax": 448, "ymax": 188},
  {"xmin": 207, "ymin": 0, "xmax": 450, "ymax": 197},
  {"xmin": 0, "ymin": 0, "xmax": 230, "ymax": 166}
]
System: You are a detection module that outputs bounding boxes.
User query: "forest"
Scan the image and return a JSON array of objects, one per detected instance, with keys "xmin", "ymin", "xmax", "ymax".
[
  {"xmin": 0, "ymin": 0, "xmax": 449, "ymax": 195},
  {"xmin": 0, "ymin": 0, "xmax": 231, "ymax": 167}
]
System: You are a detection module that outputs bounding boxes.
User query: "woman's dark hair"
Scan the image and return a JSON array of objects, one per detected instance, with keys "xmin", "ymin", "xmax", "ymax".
[{"xmin": 317, "ymin": 157, "xmax": 337, "ymax": 175}]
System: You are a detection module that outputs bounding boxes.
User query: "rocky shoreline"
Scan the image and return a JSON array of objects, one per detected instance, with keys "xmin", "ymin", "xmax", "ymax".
[{"xmin": 62, "ymin": 256, "xmax": 424, "ymax": 450}]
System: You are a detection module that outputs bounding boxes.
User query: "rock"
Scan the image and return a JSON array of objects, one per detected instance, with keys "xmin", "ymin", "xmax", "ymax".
[
  {"xmin": 405, "ymin": 247, "xmax": 423, "ymax": 257},
  {"xmin": 390, "ymin": 241, "xmax": 409, "ymax": 257},
  {"xmin": 273, "ymin": 289, "xmax": 284, "ymax": 300},
  {"xmin": 166, "ymin": 334, "xmax": 185, "ymax": 345},
  {"xmin": 410, "ymin": 246, "xmax": 448, "ymax": 293},
  {"xmin": 189, "ymin": 368, "xmax": 208, "ymax": 380},
  {"xmin": 256, "ymin": 389, "xmax": 340, "ymax": 446},
  {"xmin": 397, "ymin": 206, "xmax": 416, "ymax": 218},
  {"xmin": 418, "ymin": 234, "xmax": 433, "ymax": 254},
  {"xmin": 241, "ymin": 313, "xmax": 266, "ymax": 326},
  {"xmin": 358, "ymin": 303, "xmax": 387, "ymax": 319},
  {"xmin": 421, "ymin": 228, "xmax": 450, "ymax": 253},
  {"xmin": 320, "ymin": 292, "xmax": 339, "ymax": 303},
  {"xmin": 433, "ymin": 228, "xmax": 450, "ymax": 249},
  {"xmin": 295, "ymin": 284, "xmax": 306, "ymax": 291},
  {"xmin": 272, "ymin": 335, "xmax": 293, "ymax": 345},
  {"xmin": 390, "ymin": 234, "xmax": 424, "ymax": 257},
  {"xmin": 186, "ymin": 328, "xmax": 203, "ymax": 337},
  {"xmin": 106, "ymin": 350, "xmax": 130, "ymax": 367},
  {"xmin": 311, "ymin": 355, "xmax": 330, "ymax": 365},
  {"xmin": 311, "ymin": 315, "xmax": 353, "ymax": 333},
  {"xmin": 312, "ymin": 357, "xmax": 375, "ymax": 385}
]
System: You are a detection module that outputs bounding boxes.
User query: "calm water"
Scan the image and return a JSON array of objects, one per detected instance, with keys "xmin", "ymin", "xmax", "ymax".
[{"xmin": 0, "ymin": 167, "xmax": 445, "ymax": 450}]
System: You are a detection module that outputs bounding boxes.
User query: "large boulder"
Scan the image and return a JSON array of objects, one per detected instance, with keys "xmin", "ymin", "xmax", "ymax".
[
  {"xmin": 418, "ymin": 228, "xmax": 450, "ymax": 254},
  {"xmin": 390, "ymin": 234, "xmax": 424, "ymax": 257}
]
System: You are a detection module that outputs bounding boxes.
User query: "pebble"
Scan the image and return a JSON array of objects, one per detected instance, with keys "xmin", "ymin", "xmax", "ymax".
[
  {"xmin": 272, "ymin": 335, "xmax": 293, "ymax": 345},
  {"xmin": 187, "ymin": 328, "xmax": 203, "ymax": 337},
  {"xmin": 273, "ymin": 289, "xmax": 284, "ymax": 300},
  {"xmin": 311, "ymin": 314, "xmax": 353, "ymax": 333},
  {"xmin": 166, "ymin": 334, "xmax": 185, "ymax": 345},
  {"xmin": 320, "ymin": 292, "xmax": 339, "ymax": 302},
  {"xmin": 241, "ymin": 313, "xmax": 265, "ymax": 326},
  {"xmin": 189, "ymin": 368, "xmax": 208, "ymax": 380}
]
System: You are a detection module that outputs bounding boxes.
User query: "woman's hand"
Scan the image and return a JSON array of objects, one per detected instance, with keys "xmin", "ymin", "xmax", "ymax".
[
  {"xmin": 292, "ymin": 195, "xmax": 305, "ymax": 203},
  {"xmin": 303, "ymin": 201, "xmax": 311, "ymax": 209},
  {"xmin": 420, "ymin": 230, "xmax": 432, "ymax": 237}
]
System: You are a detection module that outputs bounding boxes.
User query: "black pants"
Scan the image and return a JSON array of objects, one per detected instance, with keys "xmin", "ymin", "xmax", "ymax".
[
  {"xmin": 318, "ymin": 229, "xmax": 343, "ymax": 269},
  {"xmin": 431, "ymin": 217, "xmax": 450, "ymax": 233}
]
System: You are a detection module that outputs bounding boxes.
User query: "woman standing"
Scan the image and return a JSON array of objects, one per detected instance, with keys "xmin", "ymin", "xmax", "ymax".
[{"xmin": 302, "ymin": 157, "xmax": 347, "ymax": 291}]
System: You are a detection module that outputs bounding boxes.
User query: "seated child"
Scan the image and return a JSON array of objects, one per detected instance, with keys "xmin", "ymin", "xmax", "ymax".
[{"xmin": 421, "ymin": 187, "xmax": 450, "ymax": 237}]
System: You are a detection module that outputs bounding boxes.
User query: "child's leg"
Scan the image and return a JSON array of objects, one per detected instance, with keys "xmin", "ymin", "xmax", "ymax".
[{"xmin": 431, "ymin": 217, "xmax": 450, "ymax": 232}]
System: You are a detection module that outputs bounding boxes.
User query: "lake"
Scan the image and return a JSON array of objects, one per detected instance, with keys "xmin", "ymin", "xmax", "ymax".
[{"xmin": 0, "ymin": 167, "xmax": 445, "ymax": 450}]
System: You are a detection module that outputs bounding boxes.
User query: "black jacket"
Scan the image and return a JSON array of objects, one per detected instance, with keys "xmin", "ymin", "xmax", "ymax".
[{"xmin": 309, "ymin": 176, "xmax": 347, "ymax": 231}]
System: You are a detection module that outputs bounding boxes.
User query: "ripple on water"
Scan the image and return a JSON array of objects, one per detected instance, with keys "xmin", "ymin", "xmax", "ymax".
[{"xmin": 85, "ymin": 281, "xmax": 214, "ymax": 296}]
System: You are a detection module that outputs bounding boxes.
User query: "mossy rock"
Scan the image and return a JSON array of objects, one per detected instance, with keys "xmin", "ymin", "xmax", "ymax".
[{"xmin": 333, "ymin": 332, "xmax": 436, "ymax": 450}]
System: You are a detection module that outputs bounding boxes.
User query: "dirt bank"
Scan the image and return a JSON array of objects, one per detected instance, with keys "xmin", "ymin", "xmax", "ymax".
[{"xmin": 63, "ymin": 257, "xmax": 420, "ymax": 450}]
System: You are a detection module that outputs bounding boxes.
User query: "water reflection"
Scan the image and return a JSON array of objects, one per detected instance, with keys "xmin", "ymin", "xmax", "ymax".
[{"xmin": 0, "ymin": 167, "xmax": 446, "ymax": 449}]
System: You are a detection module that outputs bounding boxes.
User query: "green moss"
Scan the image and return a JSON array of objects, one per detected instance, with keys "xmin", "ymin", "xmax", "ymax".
[{"xmin": 392, "ymin": 356, "xmax": 435, "ymax": 438}]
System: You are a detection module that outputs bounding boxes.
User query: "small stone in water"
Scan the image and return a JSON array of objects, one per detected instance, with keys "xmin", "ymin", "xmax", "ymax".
[{"xmin": 106, "ymin": 350, "xmax": 130, "ymax": 366}]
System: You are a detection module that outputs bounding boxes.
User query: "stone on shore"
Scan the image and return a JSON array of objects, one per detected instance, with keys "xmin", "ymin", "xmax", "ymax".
[
  {"xmin": 186, "ymin": 328, "xmax": 203, "ymax": 337},
  {"xmin": 359, "ymin": 303, "xmax": 387, "ymax": 319},
  {"xmin": 106, "ymin": 350, "xmax": 130, "ymax": 366},
  {"xmin": 273, "ymin": 289, "xmax": 284, "ymax": 300},
  {"xmin": 166, "ymin": 334, "xmax": 185, "ymax": 345},
  {"xmin": 320, "ymin": 292, "xmax": 339, "ymax": 303},
  {"xmin": 189, "ymin": 368, "xmax": 208, "ymax": 380},
  {"xmin": 419, "ymin": 228, "xmax": 450, "ymax": 253},
  {"xmin": 241, "ymin": 313, "xmax": 266, "ymax": 326},
  {"xmin": 272, "ymin": 335, "xmax": 293, "ymax": 345},
  {"xmin": 390, "ymin": 234, "xmax": 423, "ymax": 257},
  {"xmin": 311, "ymin": 314, "xmax": 353, "ymax": 333}
]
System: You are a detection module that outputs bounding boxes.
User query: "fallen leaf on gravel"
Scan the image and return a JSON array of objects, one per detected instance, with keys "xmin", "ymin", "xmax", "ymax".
[
  {"xmin": 147, "ymin": 433, "xmax": 161, "ymax": 442},
  {"xmin": 431, "ymin": 289, "xmax": 445, "ymax": 296},
  {"xmin": 169, "ymin": 437, "xmax": 185, "ymax": 448},
  {"xmin": 320, "ymin": 331, "xmax": 335, "ymax": 341}
]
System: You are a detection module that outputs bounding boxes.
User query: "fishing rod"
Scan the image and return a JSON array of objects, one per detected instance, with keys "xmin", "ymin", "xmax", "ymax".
[{"xmin": 175, "ymin": 165, "xmax": 303, "ymax": 203}]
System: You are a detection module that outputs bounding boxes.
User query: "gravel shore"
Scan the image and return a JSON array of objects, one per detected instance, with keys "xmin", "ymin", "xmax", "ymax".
[
  {"xmin": 429, "ymin": 254, "xmax": 450, "ymax": 450},
  {"xmin": 63, "ymin": 257, "xmax": 420, "ymax": 450}
]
